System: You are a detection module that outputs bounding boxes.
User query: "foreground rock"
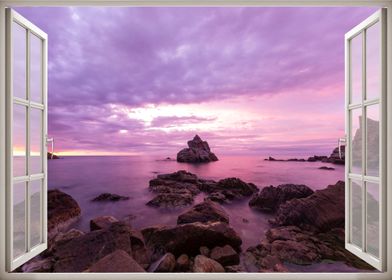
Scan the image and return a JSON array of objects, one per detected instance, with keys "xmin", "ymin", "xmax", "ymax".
[
  {"xmin": 193, "ymin": 255, "xmax": 225, "ymax": 272},
  {"xmin": 249, "ymin": 184, "xmax": 313, "ymax": 213},
  {"xmin": 91, "ymin": 192, "xmax": 129, "ymax": 202},
  {"xmin": 177, "ymin": 201, "xmax": 229, "ymax": 224},
  {"xmin": 90, "ymin": 216, "xmax": 119, "ymax": 231},
  {"xmin": 48, "ymin": 189, "xmax": 81, "ymax": 239},
  {"xmin": 270, "ymin": 181, "xmax": 345, "ymax": 231},
  {"xmin": 85, "ymin": 250, "xmax": 145, "ymax": 272},
  {"xmin": 210, "ymin": 245, "xmax": 239, "ymax": 266},
  {"xmin": 148, "ymin": 253, "xmax": 176, "ymax": 272},
  {"xmin": 177, "ymin": 135, "xmax": 218, "ymax": 163},
  {"xmin": 201, "ymin": 177, "xmax": 258, "ymax": 204},
  {"xmin": 142, "ymin": 221, "xmax": 242, "ymax": 257}
]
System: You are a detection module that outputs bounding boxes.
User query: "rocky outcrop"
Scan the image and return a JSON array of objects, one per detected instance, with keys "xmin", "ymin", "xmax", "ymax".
[
  {"xmin": 142, "ymin": 221, "xmax": 242, "ymax": 257},
  {"xmin": 91, "ymin": 193, "xmax": 129, "ymax": 202},
  {"xmin": 85, "ymin": 250, "xmax": 145, "ymax": 272},
  {"xmin": 149, "ymin": 253, "xmax": 176, "ymax": 272},
  {"xmin": 177, "ymin": 201, "xmax": 229, "ymax": 224},
  {"xmin": 319, "ymin": 166, "xmax": 335, "ymax": 170},
  {"xmin": 90, "ymin": 216, "xmax": 119, "ymax": 231},
  {"xmin": 270, "ymin": 181, "xmax": 345, "ymax": 231},
  {"xmin": 48, "ymin": 189, "xmax": 81, "ymax": 239},
  {"xmin": 201, "ymin": 178, "xmax": 258, "ymax": 204},
  {"xmin": 249, "ymin": 184, "xmax": 314, "ymax": 213},
  {"xmin": 177, "ymin": 135, "xmax": 218, "ymax": 163},
  {"xmin": 47, "ymin": 152, "xmax": 60, "ymax": 159},
  {"xmin": 265, "ymin": 157, "xmax": 306, "ymax": 162},
  {"xmin": 210, "ymin": 245, "xmax": 239, "ymax": 266},
  {"xmin": 328, "ymin": 146, "xmax": 345, "ymax": 165},
  {"xmin": 193, "ymin": 255, "xmax": 225, "ymax": 272}
]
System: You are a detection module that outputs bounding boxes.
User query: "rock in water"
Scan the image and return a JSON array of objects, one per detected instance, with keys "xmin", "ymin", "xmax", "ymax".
[
  {"xmin": 91, "ymin": 193, "xmax": 129, "ymax": 202},
  {"xmin": 193, "ymin": 255, "xmax": 225, "ymax": 272},
  {"xmin": 90, "ymin": 216, "xmax": 119, "ymax": 231},
  {"xmin": 249, "ymin": 184, "xmax": 314, "ymax": 213},
  {"xmin": 85, "ymin": 250, "xmax": 145, "ymax": 272},
  {"xmin": 48, "ymin": 189, "xmax": 81, "ymax": 239},
  {"xmin": 177, "ymin": 135, "xmax": 218, "ymax": 163},
  {"xmin": 177, "ymin": 201, "xmax": 229, "ymax": 224}
]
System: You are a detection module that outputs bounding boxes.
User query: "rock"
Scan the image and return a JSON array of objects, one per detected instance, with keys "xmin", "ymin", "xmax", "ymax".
[
  {"xmin": 202, "ymin": 178, "xmax": 258, "ymax": 203},
  {"xmin": 210, "ymin": 245, "xmax": 239, "ymax": 266},
  {"xmin": 91, "ymin": 193, "xmax": 129, "ymax": 202},
  {"xmin": 21, "ymin": 257, "xmax": 53, "ymax": 272},
  {"xmin": 146, "ymin": 192, "xmax": 194, "ymax": 208},
  {"xmin": 90, "ymin": 216, "xmax": 119, "ymax": 231},
  {"xmin": 319, "ymin": 166, "xmax": 335, "ymax": 170},
  {"xmin": 328, "ymin": 146, "xmax": 345, "ymax": 165},
  {"xmin": 128, "ymin": 229, "xmax": 152, "ymax": 270},
  {"xmin": 271, "ymin": 181, "xmax": 344, "ymax": 231},
  {"xmin": 47, "ymin": 152, "xmax": 60, "ymax": 159},
  {"xmin": 48, "ymin": 189, "xmax": 81, "ymax": 239},
  {"xmin": 307, "ymin": 155, "xmax": 328, "ymax": 162},
  {"xmin": 85, "ymin": 250, "xmax": 145, "ymax": 272},
  {"xmin": 46, "ymin": 228, "xmax": 85, "ymax": 255},
  {"xmin": 52, "ymin": 222, "xmax": 132, "ymax": 272},
  {"xmin": 176, "ymin": 254, "xmax": 190, "ymax": 271},
  {"xmin": 177, "ymin": 135, "xmax": 218, "ymax": 163},
  {"xmin": 177, "ymin": 201, "xmax": 229, "ymax": 224},
  {"xmin": 249, "ymin": 184, "xmax": 313, "ymax": 213},
  {"xmin": 142, "ymin": 221, "xmax": 242, "ymax": 257},
  {"xmin": 224, "ymin": 264, "xmax": 245, "ymax": 272},
  {"xmin": 199, "ymin": 246, "xmax": 210, "ymax": 257},
  {"xmin": 149, "ymin": 253, "xmax": 176, "ymax": 272},
  {"xmin": 193, "ymin": 255, "xmax": 225, "ymax": 272}
]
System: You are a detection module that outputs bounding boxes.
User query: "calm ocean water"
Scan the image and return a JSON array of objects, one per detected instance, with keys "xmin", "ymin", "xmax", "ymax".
[{"xmin": 48, "ymin": 155, "xmax": 344, "ymax": 249}]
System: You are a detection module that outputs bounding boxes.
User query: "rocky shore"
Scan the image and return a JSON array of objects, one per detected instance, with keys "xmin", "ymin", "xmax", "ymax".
[
  {"xmin": 177, "ymin": 135, "xmax": 218, "ymax": 163},
  {"xmin": 20, "ymin": 171, "xmax": 372, "ymax": 273}
]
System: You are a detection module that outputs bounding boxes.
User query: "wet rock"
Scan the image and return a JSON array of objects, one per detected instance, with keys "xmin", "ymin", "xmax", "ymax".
[
  {"xmin": 193, "ymin": 255, "xmax": 225, "ymax": 272},
  {"xmin": 21, "ymin": 257, "xmax": 53, "ymax": 272},
  {"xmin": 249, "ymin": 184, "xmax": 313, "ymax": 213},
  {"xmin": 52, "ymin": 222, "xmax": 132, "ymax": 272},
  {"xmin": 85, "ymin": 249, "xmax": 145, "ymax": 272},
  {"xmin": 149, "ymin": 253, "xmax": 176, "ymax": 272},
  {"xmin": 48, "ymin": 189, "xmax": 81, "ymax": 239},
  {"xmin": 307, "ymin": 155, "xmax": 328, "ymax": 162},
  {"xmin": 146, "ymin": 192, "xmax": 194, "ymax": 208},
  {"xmin": 319, "ymin": 166, "xmax": 335, "ymax": 170},
  {"xmin": 210, "ymin": 245, "xmax": 239, "ymax": 266},
  {"xmin": 177, "ymin": 135, "xmax": 218, "ymax": 163},
  {"xmin": 271, "ymin": 181, "xmax": 345, "ymax": 231},
  {"xmin": 90, "ymin": 216, "xmax": 118, "ymax": 231},
  {"xmin": 91, "ymin": 193, "xmax": 129, "ymax": 202},
  {"xmin": 176, "ymin": 254, "xmax": 190, "ymax": 272},
  {"xmin": 224, "ymin": 264, "xmax": 245, "ymax": 272},
  {"xmin": 328, "ymin": 146, "xmax": 345, "ymax": 165},
  {"xmin": 200, "ymin": 246, "xmax": 210, "ymax": 257},
  {"xmin": 177, "ymin": 201, "xmax": 229, "ymax": 224},
  {"xmin": 202, "ymin": 178, "xmax": 258, "ymax": 203},
  {"xmin": 142, "ymin": 221, "xmax": 242, "ymax": 257}
]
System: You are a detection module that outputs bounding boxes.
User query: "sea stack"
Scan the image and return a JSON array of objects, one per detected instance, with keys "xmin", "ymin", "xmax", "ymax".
[{"xmin": 177, "ymin": 135, "xmax": 218, "ymax": 163}]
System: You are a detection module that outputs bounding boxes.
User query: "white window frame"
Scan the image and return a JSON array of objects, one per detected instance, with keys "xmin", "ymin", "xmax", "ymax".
[{"xmin": 0, "ymin": 1, "xmax": 391, "ymax": 280}]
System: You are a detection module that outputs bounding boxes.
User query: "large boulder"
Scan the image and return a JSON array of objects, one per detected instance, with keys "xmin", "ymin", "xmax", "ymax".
[
  {"xmin": 202, "ymin": 178, "xmax": 258, "ymax": 203},
  {"xmin": 177, "ymin": 135, "xmax": 218, "ymax": 163},
  {"xmin": 48, "ymin": 189, "xmax": 81, "ymax": 239},
  {"xmin": 142, "ymin": 221, "xmax": 242, "ymax": 257},
  {"xmin": 177, "ymin": 201, "xmax": 229, "ymax": 224},
  {"xmin": 271, "ymin": 181, "xmax": 345, "ymax": 231},
  {"xmin": 193, "ymin": 255, "xmax": 225, "ymax": 272},
  {"xmin": 249, "ymin": 184, "xmax": 314, "ymax": 213},
  {"xmin": 85, "ymin": 250, "xmax": 145, "ymax": 272},
  {"xmin": 146, "ymin": 192, "xmax": 194, "ymax": 208}
]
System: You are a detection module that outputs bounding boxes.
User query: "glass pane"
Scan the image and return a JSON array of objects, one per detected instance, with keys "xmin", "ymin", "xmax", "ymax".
[
  {"xmin": 30, "ymin": 109, "xmax": 43, "ymax": 174},
  {"xmin": 350, "ymin": 109, "xmax": 362, "ymax": 174},
  {"xmin": 12, "ymin": 22, "xmax": 26, "ymax": 99},
  {"xmin": 366, "ymin": 181, "xmax": 379, "ymax": 258},
  {"xmin": 351, "ymin": 179, "xmax": 363, "ymax": 248},
  {"xmin": 13, "ymin": 182, "xmax": 26, "ymax": 259},
  {"xmin": 366, "ymin": 105, "xmax": 380, "ymax": 177},
  {"xmin": 30, "ymin": 180, "xmax": 42, "ymax": 248},
  {"xmin": 30, "ymin": 34, "xmax": 43, "ymax": 103},
  {"xmin": 351, "ymin": 33, "xmax": 363, "ymax": 105},
  {"xmin": 13, "ymin": 105, "xmax": 26, "ymax": 177},
  {"xmin": 366, "ymin": 21, "xmax": 381, "ymax": 101}
]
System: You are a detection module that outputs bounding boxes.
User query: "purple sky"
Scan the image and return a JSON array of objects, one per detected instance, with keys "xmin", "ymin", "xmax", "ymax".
[{"xmin": 16, "ymin": 7, "xmax": 377, "ymax": 156}]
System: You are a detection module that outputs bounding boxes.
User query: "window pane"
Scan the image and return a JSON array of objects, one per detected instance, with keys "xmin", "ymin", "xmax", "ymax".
[
  {"xmin": 366, "ymin": 105, "xmax": 379, "ymax": 177},
  {"xmin": 30, "ymin": 34, "xmax": 43, "ymax": 103},
  {"xmin": 30, "ymin": 180, "xmax": 42, "ymax": 248},
  {"xmin": 366, "ymin": 21, "xmax": 381, "ymax": 101},
  {"xmin": 366, "ymin": 181, "xmax": 379, "ymax": 258},
  {"xmin": 351, "ymin": 179, "xmax": 363, "ymax": 248},
  {"xmin": 12, "ymin": 22, "xmax": 26, "ymax": 100},
  {"xmin": 13, "ymin": 182, "xmax": 26, "ymax": 259},
  {"xmin": 350, "ymin": 33, "xmax": 363, "ymax": 105},
  {"xmin": 350, "ymin": 109, "xmax": 362, "ymax": 174},
  {"xmin": 30, "ymin": 109, "xmax": 43, "ymax": 174},
  {"xmin": 13, "ymin": 105, "xmax": 26, "ymax": 177}
]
